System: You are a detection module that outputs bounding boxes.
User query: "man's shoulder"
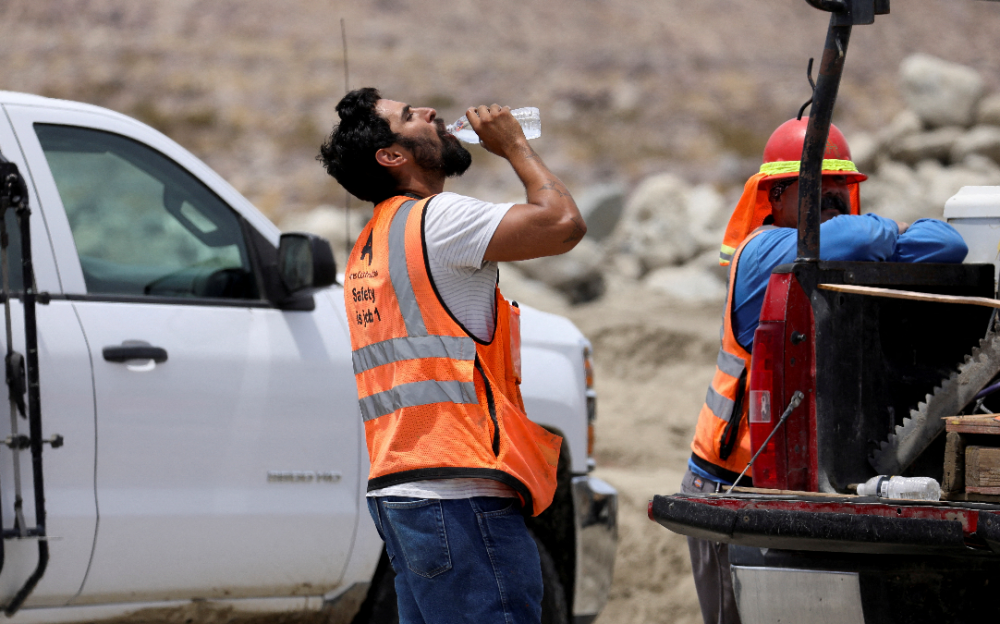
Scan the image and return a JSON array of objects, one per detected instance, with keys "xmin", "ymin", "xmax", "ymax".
[
  {"xmin": 423, "ymin": 192, "xmax": 514, "ymax": 269},
  {"xmin": 430, "ymin": 191, "xmax": 466, "ymax": 204},
  {"xmin": 738, "ymin": 227, "xmax": 797, "ymax": 275},
  {"xmin": 429, "ymin": 191, "xmax": 486, "ymax": 205},
  {"xmin": 424, "ymin": 192, "xmax": 514, "ymax": 229},
  {"xmin": 745, "ymin": 226, "xmax": 795, "ymax": 250},
  {"xmin": 428, "ymin": 191, "xmax": 511, "ymax": 210}
]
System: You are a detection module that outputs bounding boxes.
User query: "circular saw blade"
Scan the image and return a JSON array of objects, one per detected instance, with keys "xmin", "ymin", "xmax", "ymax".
[{"xmin": 870, "ymin": 329, "xmax": 1000, "ymax": 475}]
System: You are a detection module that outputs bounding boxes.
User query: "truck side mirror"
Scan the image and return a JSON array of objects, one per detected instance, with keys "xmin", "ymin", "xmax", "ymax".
[{"xmin": 278, "ymin": 233, "xmax": 337, "ymax": 295}]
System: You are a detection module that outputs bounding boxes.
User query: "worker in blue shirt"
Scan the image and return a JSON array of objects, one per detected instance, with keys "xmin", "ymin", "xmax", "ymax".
[
  {"xmin": 731, "ymin": 184, "xmax": 967, "ymax": 349},
  {"xmin": 682, "ymin": 117, "xmax": 967, "ymax": 624}
]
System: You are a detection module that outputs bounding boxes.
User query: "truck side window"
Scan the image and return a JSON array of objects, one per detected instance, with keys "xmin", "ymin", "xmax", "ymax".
[{"xmin": 34, "ymin": 124, "xmax": 259, "ymax": 301}]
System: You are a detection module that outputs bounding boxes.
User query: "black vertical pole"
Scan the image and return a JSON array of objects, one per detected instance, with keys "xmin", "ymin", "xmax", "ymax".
[
  {"xmin": 5, "ymin": 201, "xmax": 48, "ymax": 616},
  {"xmin": 797, "ymin": 15, "xmax": 852, "ymax": 262}
]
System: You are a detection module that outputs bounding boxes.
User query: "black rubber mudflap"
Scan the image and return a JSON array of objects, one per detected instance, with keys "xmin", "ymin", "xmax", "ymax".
[{"xmin": 979, "ymin": 512, "xmax": 1000, "ymax": 555}]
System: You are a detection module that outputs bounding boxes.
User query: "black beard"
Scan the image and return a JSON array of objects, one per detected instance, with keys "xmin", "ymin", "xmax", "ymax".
[
  {"xmin": 400, "ymin": 121, "xmax": 472, "ymax": 177},
  {"xmin": 821, "ymin": 193, "xmax": 849, "ymax": 216}
]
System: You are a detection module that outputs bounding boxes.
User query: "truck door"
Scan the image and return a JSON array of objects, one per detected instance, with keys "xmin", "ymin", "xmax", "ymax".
[
  {"xmin": 0, "ymin": 107, "xmax": 97, "ymax": 608},
  {"xmin": 5, "ymin": 105, "xmax": 361, "ymax": 604}
]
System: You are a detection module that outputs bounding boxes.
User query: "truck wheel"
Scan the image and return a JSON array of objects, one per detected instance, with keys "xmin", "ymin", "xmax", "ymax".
[
  {"xmin": 532, "ymin": 531, "xmax": 570, "ymax": 624},
  {"xmin": 350, "ymin": 552, "xmax": 398, "ymax": 624}
]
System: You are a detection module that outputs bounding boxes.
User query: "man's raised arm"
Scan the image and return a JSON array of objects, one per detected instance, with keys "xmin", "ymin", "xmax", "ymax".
[{"xmin": 467, "ymin": 104, "xmax": 586, "ymax": 262}]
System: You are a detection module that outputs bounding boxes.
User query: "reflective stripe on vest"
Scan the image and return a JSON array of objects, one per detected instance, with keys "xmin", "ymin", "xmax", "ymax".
[
  {"xmin": 389, "ymin": 201, "xmax": 428, "ymax": 336},
  {"xmin": 716, "ymin": 349, "xmax": 746, "ymax": 381},
  {"xmin": 359, "ymin": 379, "xmax": 478, "ymax": 422},
  {"xmin": 705, "ymin": 386, "xmax": 736, "ymax": 423},
  {"xmin": 352, "ymin": 335, "xmax": 476, "ymax": 374}
]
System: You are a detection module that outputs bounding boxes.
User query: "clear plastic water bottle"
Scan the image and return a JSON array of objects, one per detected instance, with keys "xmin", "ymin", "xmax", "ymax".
[
  {"xmin": 446, "ymin": 107, "xmax": 541, "ymax": 143},
  {"xmin": 855, "ymin": 475, "xmax": 941, "ymax": 501}
]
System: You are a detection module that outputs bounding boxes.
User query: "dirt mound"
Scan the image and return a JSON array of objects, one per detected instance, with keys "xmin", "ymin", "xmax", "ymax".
[
  {"xmin": 590, "ymin": 324, "xmax": 716, "ymax": 381},
  {"xmin": 565, "ymin": 287, "xmax": 719, "ymax": 622}
]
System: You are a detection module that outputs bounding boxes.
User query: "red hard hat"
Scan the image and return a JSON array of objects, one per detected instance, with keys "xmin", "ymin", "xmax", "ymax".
[{"xmin": 761, "ymin": 117, "xmax": 867, "ymax": 183}]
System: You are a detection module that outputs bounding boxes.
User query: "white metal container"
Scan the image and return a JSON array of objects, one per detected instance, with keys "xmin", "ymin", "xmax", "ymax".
[{"xmin": 944, "ymin": 186, "xmax": 1000, "ymax": 291}]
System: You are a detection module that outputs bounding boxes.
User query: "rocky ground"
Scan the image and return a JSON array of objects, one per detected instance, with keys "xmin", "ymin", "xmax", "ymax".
[{"xmin": 7, "ymin": 1, "xmax": 1000, "ymax": 622}]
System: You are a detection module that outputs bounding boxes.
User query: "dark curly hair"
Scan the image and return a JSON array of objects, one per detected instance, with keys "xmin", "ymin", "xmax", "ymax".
[{"xmin": 318, "ymin": 87, "xmax": 400, "ymax": 203}]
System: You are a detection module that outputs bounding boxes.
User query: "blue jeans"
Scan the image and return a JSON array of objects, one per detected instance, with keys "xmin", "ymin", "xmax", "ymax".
[{"xmin": 367, "ymin": 496, "xmax": 543, "ymax": 624}]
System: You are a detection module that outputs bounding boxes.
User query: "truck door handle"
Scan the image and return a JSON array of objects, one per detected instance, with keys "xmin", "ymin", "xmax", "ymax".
[{"xmin": 102, "ymin": 345, "xmax": 168, "ymax": 364}]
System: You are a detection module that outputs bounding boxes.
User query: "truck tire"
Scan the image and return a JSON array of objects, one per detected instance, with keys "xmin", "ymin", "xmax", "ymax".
[
  {"xmin": 533, "ymin": 530, "xmax": 571, "ymax": 624},
  {"xmin": 355, "ymin": 533, "xmax": 569, "ymax": 624},
  {"xmin": 350, "ymin": 552, "xmax": 398, "ymax": 624}
]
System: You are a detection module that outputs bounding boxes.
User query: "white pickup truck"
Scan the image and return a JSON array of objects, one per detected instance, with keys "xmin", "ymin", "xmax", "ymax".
[{"xmin": 0, "ymin": 91, "xmax": 617, "ymax": 624}]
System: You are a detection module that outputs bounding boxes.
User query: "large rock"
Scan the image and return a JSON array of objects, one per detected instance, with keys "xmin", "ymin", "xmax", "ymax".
[
  {"xmin": 900, "ymin": 54, "xmax": 985, "ymax": 129},
  {"xmin": 888, "ymin": 126, "xmax": 963, "ymax": 165},
  {"xmin": 921, "ymin": 156, "xmax": 1000, "ymax": 214},
  {"xmin": 690, "ymin": 247, "xmax": 730, "ymax": 285},
  {"xmin": 862, "ymin": 156, "xmax": 1000, "ymax": 224},
  {"xmin": 644, "ymin": 264, "xmax": 726, "ymax": 305},
  {"xmin": 849, "ymin": 131, "xmax": 880, "ymax": 173},
  {"xmin": 279, "ymin": 204, "xmax": 372, "ymax": 270},
  {"xmin": 685, "ymin": 184, "xmax": 727, "ymax": 248},
  {"xmin": 875, "ymin": 109, "xmax": 923, "ymax": 154},
  {"xmin": 515, "ymin": 238, "xmax": 606, "ymax": 304},
  {"xmin": 605, "ymin": 252, "xmax": 644, "ymax": 281},
  {"xmin": 976, "ymin": 93, "xmax": 1000, "ymax": 127},
  {"xmin": 860, "ymin": 161, "xmax": 930, "ymax": 224},
  {"xmin": 610, "ymin": 174, "xmax": 723, "ymax": 274},
  {"xmin": 497, "ymin": 264, "xmax": 568, "ymax": 314},
  {"xmin": 951, "ymin": 125, "xmax": 1000, "ymax": 164},
  {"xmin": 960, "ymin": 153, "xmax": 1000, "ymax": 178},
  {"xmin": 575, "ymin": 183, "xmax": 626, "ymax": 242}
]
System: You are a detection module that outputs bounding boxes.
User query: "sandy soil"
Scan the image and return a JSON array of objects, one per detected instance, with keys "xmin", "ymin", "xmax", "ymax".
[{"xmin": 559, "ymin": 282, "xmax": 720, "ymax": 624}]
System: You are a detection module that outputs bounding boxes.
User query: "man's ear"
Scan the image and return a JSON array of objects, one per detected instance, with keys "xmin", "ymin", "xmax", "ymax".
[{"xmin": 376, "ymin": 145, "xmax": 407, "ymax": 168}]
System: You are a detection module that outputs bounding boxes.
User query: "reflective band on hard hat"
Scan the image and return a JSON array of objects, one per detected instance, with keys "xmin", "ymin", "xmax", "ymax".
[
  {"xmin": 705, "ymin": 386, "xmax": 735, "ymax": 423},
  {"xmin": 716, "ymin": 349, "xmax": 746, "ymax": 379},
  {"xmin": 359, "ymin": 379, "xmax": 479, "ymax": 422},
  {"xmin": 759, "ymin": 159, "xmax": 859, "ymax": 176},
  {"xmin": 353, "ymin": 335, "xmax": 477, "ymax": 375},
  {"xmin": 388, "ymin": 201, "xmax": 427, "ymax": 336}
]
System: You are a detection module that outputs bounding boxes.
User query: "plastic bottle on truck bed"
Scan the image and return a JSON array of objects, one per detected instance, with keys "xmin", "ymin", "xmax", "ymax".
[
  {"xmin": 447, "ymin": 107, "xmax": 541, "ymax": 143},
  {"xmin": 856, "ymin": 475, "xmax": 941, "ymax": 501}
]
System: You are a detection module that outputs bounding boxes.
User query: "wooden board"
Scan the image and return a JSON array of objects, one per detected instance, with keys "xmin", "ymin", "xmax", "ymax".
[
  {"xmin": 967, "ymin": 446, "xmax": 1000, "ymax": 488},
  {"xmin": 940, "ymin": 490, "xmax": 1000, "ymax": 503},
  {"xmin": 943, "ymin": 431, "xmax": 966, "ymax": 494},
  {"xmin": 818, "ymin": 283, "xmax": 1000, "ymax": 309},
  {"xmin": 945, "ymin": 414, "xmax": 1000, "ymax": 435},
  {"xmin": 724, "ymin": 486, "xmax": 857, "ymax": 499}
]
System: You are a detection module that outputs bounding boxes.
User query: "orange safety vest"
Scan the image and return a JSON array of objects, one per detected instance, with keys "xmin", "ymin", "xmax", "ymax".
[
  {"xmin": 344, "ymin": 195, "xmax": 562, "ymax": 516},
  {"xmin": 690, "ymin": 226, "xmax": 775, "ymax": 484}
]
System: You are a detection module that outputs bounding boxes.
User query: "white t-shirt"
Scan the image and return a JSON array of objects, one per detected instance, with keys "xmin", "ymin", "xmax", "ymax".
[
  {"xmin": 423, "ymin": 192, "xmax": 513, "ymax": 341},
  {"xmin": 368, "ymin": 192, "xmax": 517, "ymax": 500}
]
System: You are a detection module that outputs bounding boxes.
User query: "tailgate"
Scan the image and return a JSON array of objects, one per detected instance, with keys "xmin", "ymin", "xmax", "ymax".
[{"xmin": 650, "ymin": 492, "xmax": 1000, "ymax": 556}]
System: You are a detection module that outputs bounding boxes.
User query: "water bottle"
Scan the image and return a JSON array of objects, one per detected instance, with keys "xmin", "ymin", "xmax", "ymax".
[
  {"xmin": 855, "ymin": 475, "xmax": 941, "ymax": 501},
  {"xmin": 447, "ymin": 107, "xmax": 541, "ymax": 143}
]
